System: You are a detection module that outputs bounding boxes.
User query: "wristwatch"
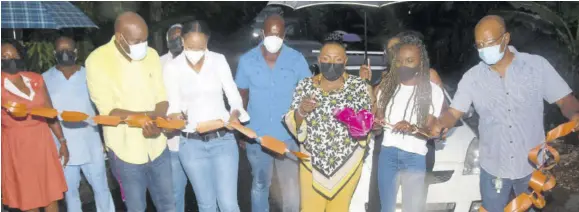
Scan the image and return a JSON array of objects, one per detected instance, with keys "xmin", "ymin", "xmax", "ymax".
[{"xmin": 58, "ymin": 137, "xmax": 67, "ymax": 143}]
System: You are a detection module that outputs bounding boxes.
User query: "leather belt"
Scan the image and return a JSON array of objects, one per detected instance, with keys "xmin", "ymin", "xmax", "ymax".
[{"xmin": 181, "ymin": 129, "xmax": 228, "ymax": 142}]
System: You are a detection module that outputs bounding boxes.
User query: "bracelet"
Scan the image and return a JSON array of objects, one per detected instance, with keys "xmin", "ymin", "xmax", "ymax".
[
  {"xmin": 297, "ymin": 108, "xmax": 307, "ymax": 117},
  {"xmin": 58, "ymin": 137, "xmax": 67, "ymax": 143}
]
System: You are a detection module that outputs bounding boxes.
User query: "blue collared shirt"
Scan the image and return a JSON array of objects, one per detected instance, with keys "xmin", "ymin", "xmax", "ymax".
[
  {"xmin": 450, "ymin": 46, "xmax": 572, "ymax": 179},
  {"xmin": 235, "ymin": 44, "xmax": 311, "ymax": 141},
  {"xmin": 43, "ymin": 66, "xmax": 102, "ymax": 165}
]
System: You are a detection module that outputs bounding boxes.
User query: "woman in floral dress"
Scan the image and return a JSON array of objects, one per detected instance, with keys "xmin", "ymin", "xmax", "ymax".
[{"xmin": 284, "ymin": 42, "xmax": 372, "ymax": 212}]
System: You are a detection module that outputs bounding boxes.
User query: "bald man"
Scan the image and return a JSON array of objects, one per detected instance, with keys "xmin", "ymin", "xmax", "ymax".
[
  {"xmin": 235, "ymin": 14, "xmax": 311, "ymax": 212},
  {"xmin": 160, "ymin": 24, "xmax": 183, "ymax": 66},
  {"xmin": 85, "ymin": 12, "xmax": 176, "ymax": 212},
  {"xmin": 435, "ymin": 15, "xmax": 579, "ymax": 211},
  {"xmin": 43, "ymin": 36, "xmax": 116, "ymax": 212}
]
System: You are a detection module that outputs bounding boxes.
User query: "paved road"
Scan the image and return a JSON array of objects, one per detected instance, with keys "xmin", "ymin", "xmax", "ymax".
[
  {"xmin": 4, "ymin": 144, "xmax": 577, "ymax": 212},
  {"xmin": 80, "ymin": 147, "xmax": 283, "ymax": 212}
]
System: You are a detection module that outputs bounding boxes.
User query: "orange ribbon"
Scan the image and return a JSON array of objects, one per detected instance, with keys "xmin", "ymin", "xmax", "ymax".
[
  {"xmin": 2, "ymin": 101, "xmax": 185, "ymax": 129},
  {"xmin": 479, "ymin": 120, "xmax": 576, "ymax": 212}
]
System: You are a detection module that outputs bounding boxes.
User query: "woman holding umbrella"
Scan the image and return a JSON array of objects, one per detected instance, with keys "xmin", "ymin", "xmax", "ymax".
[
  {"xmin": 283, "ymin": 41, "xmax": 372, "ymax": 212},
  {"xmin": 1, "ymin": 39, "xmax": 68, "ymax": 212}
]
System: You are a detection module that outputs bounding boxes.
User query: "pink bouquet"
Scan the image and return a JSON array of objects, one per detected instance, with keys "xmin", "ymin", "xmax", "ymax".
[{"xmin": 333, "ymin": 107, "xmax": 374, "ymax": 139}]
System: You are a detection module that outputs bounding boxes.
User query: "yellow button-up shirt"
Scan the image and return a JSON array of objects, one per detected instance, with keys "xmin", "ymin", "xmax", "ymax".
[{"xmin": 86, "ymin": 36, "xmax": 167, "ymax": 164}]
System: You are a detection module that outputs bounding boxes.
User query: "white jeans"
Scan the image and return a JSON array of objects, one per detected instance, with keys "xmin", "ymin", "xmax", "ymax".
[{"xmin": 350, "ymin": 139, "xmax": 374, "ymax": 212}]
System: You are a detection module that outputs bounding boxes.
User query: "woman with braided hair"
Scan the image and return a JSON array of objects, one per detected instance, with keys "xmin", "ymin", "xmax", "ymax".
[{"xmin": 374, "ymin": 33, "xmax": 445, "ymax": 212}]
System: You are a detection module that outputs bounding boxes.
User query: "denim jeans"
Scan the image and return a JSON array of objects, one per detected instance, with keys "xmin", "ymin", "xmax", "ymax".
[
  {"xmin": 171, "ymin": 150, "xmax": 187, "ymax": 212},
  {"xmin": 179, "ymin": 133, "xmax": 240, "ymax": 212},
  {"xmin": 378, "ymin": 146, "xmax": 426, "ymax": 212},
  {"xmin": 63, "ymin": 150, "xmax": 115, "ymax": 212},
  {"xmin": 246, "ymin": 138, "xmax": 300, "ymax": 212},
  {"xmin": 108, "ymin": 148, "xmax": 175, "ymax": 212},
  {"xmin": 480, "ymin": 168, "xmax": 535, "ymax": 212}
]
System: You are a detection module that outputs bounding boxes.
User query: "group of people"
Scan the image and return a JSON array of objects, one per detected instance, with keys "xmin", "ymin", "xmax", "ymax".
[{"xmin": 2, "ymin": 10, "xmax": 579, "ymax": 212}]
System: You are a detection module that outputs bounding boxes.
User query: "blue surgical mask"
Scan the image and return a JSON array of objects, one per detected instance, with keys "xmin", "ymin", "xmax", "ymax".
[{"xmin": 478, "ymin": 37, "xmax": 506, "ymax": 65}]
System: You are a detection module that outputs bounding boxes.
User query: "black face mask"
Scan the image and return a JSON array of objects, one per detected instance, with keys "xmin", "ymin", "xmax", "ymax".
[
  {"xmin": 396, "ymin": 66, "xmax": 419, "ymax": 82},
  {"xmin": 1, "ymin": 59, "xmax": 25, "ymax": 74},
  {"xmin": 55, "ymin": 50, "xmax": 76, "ymax": 66},
  {"xmin": 319, "ymin": 62, "xmax": 345, "ymax": 81},
  {"xmin": 167, "ymin": 38, "xmax": 183, "ymax": 57}
]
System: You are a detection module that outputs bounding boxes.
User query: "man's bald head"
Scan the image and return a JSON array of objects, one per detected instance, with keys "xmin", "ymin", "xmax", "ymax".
[
  {"xmin": 476, "ymin": 15, "xmax": 506, "ymax": 33},
  {"xmin": 54, "ymin": 36, "xmax": 76, "ymax": 51},
  {"xmin": 319, "ymin": 42, "xmax": 347, "ymax": 64},
  {"xmin": 474, "ymin": 15, "xmax": 510, "ymax": 49},
  {"xmin": 114, "ymin": 12, "xmax": 148, "ymax": 45},
  {"xmin": 263, "ymin": 14, "xmax": 285, "ymax": 38}
]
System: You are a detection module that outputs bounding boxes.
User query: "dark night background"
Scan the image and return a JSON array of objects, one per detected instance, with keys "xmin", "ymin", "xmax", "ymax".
[{"xmin": 2, "ymin": 1, "xmax": 579, "ymax": 212}]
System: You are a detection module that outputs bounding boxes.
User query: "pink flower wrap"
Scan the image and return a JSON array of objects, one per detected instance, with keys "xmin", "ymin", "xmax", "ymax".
[{"xmin": 333, "ymin": 107, "xmax": 374, "ymax": 139}]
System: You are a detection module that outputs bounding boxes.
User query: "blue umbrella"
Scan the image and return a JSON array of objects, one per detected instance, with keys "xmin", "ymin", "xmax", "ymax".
[{"xmin": 1, "ymin": 1, "xmax": 98, "ymax": 29}]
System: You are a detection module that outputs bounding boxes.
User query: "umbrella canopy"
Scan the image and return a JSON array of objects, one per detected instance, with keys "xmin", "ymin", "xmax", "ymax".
[
  {"xmin": 267, "ymin": 1, "xmax": 399, "ymax": 9},
  {"xmin": 1, "ymin": 1, "xmax": 98, "ymax": 29}
]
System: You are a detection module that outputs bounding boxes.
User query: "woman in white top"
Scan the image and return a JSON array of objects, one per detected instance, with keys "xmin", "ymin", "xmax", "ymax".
[
  {"xmin": 373, "ymin": 33, "xmax": 444, "ymax": 212},
  {"xmin": 163, "ymin": 20, "xmax": 248, "ymax": 212}
]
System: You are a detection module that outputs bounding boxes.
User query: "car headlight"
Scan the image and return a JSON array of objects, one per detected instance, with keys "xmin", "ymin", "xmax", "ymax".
[
  {"xmin": 469, "ymin": 201, "xmax": 482, "ymax": 212},
  {"xmin": 463, "ymin": 137, "xmax": 480, "ymax": 175}
]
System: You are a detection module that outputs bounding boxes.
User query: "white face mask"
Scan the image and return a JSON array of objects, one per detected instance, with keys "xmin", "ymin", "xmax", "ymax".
[
  {"xmin": 263, "ymin": 35, "xmax": 284, "ymax": 53},
  {"xmin": 120, "ymin": 34, "xmax": 148, "ymax": 61},
  {"xmin": 184, "ymin": 50, "xmax": 205, "ymax": 65},
  {"xmin": 478, "ymin": 36, "xmax": 506, "ymax": 65}
]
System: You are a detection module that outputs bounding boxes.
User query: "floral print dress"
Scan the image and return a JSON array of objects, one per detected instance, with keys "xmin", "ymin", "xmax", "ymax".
[{"xmin": 284, "ymin": 73, "xmax": 372, "ymax": 199}]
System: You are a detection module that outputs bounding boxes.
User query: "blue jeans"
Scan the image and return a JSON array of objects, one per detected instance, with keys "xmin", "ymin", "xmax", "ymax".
[
  {"xmin": 246, "ymin": 138, "xmax": 300, "ymax": 212},
  {"xmin": 64, "ymin": 151, "xmax": 115, "ymax": 212},
  {"xmin": 378, "ymin": 146, "xmax": 426, "ymax": 212},
  {"xmin": 179, "ymin": 133, "xmax": 240, "ymax": 212},
  {"xmin": 171, "ymin": 151, "xmax": 187, "ymax": 212},
  {"xmin": 480, "ymin": 168, "xmax": 535, "ymax": 212},
  {"xmin": 108, "ymin": 148, "xmax": 175, "ymax": 212}
]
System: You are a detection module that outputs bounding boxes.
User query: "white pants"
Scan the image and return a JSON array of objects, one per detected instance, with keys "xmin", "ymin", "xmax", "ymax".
[{"xmin": 350, "ymin": 139, "xmax": 374, "ymax": 212}]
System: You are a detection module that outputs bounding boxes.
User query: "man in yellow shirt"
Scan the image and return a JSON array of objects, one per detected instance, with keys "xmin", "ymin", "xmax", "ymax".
[{"xmin": 85, "ymin": 12, "xmax": 175, "ymax": 212}]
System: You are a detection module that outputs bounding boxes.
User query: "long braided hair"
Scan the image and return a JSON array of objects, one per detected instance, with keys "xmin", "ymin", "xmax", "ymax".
[{"xmin": 377, "ymin": 33, "xmax": 432, "ymax": 128}]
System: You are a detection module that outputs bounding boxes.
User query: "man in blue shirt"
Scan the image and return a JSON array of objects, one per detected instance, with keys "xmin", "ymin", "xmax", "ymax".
[
  {"xmin": 436, "ymin": 15, "xmax": 579, "ymax": 211},
  {"xmin": 235, "ymin": 15, "xmax": 311, "ymax": 212},
  {"xmin": 43, "ymin": 36, "xmax": 115, "ymax": 212}
]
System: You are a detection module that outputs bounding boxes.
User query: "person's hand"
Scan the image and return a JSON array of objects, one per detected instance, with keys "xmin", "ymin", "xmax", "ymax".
[
  {"xmin": 298, "ymin": 95, "xmax": 317, "ymax": 116},
  {"xmin": 226, "ymin": 110, "xmax": 241, "ymax": 130},
  {"xmin": 392, "ymin": 120, "xmax": 415, "ymax": 134},
  {"xmin": 59, "ymin": 142, "xmax": 70, "ymax": 167},
  {"xmin": 168, "ymin": 113, "xmax": 185, "ymax": 121},
  {"xmin": 142, "ymin": 120, "xmax": 162, "ymax": 138},
  {"xmin": 359, "ymin": 64, "xmax": 372, "ymax": 82},
  {"xmin": 572, "ymin": 114, "xmax": 579, "ymax": 132},
  {"xmin": 430, "ymin": 120, "xmax": 449, "ymax": 140},
  {"xmin": 371, "ymin": 118, "xmax": 385, "ymax": 134}
]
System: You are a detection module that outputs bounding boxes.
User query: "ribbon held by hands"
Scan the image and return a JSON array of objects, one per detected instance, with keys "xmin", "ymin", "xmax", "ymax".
[
  {"xmin": 193, "ymin": 119, "xmax": 308, "ymax": 160},
  {"xmin": 227, "ymin": 121, "xmax": 309, "ymax": 160},
  {"xmin": 479, "ymin": 121, "xmax": 576, "ymax": 212},
  {"xmin": 379, "ymin": 121, "xmax": 446, "ymax": 141},
  {"xmin": 2, "ymin": 101, "xmax": 185, "ymax": 130}
]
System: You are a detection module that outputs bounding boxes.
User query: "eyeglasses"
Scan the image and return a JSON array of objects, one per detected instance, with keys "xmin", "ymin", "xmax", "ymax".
[{"xmin": 474, "ymin": 33, "xmax": 505, "ymax": 49}]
